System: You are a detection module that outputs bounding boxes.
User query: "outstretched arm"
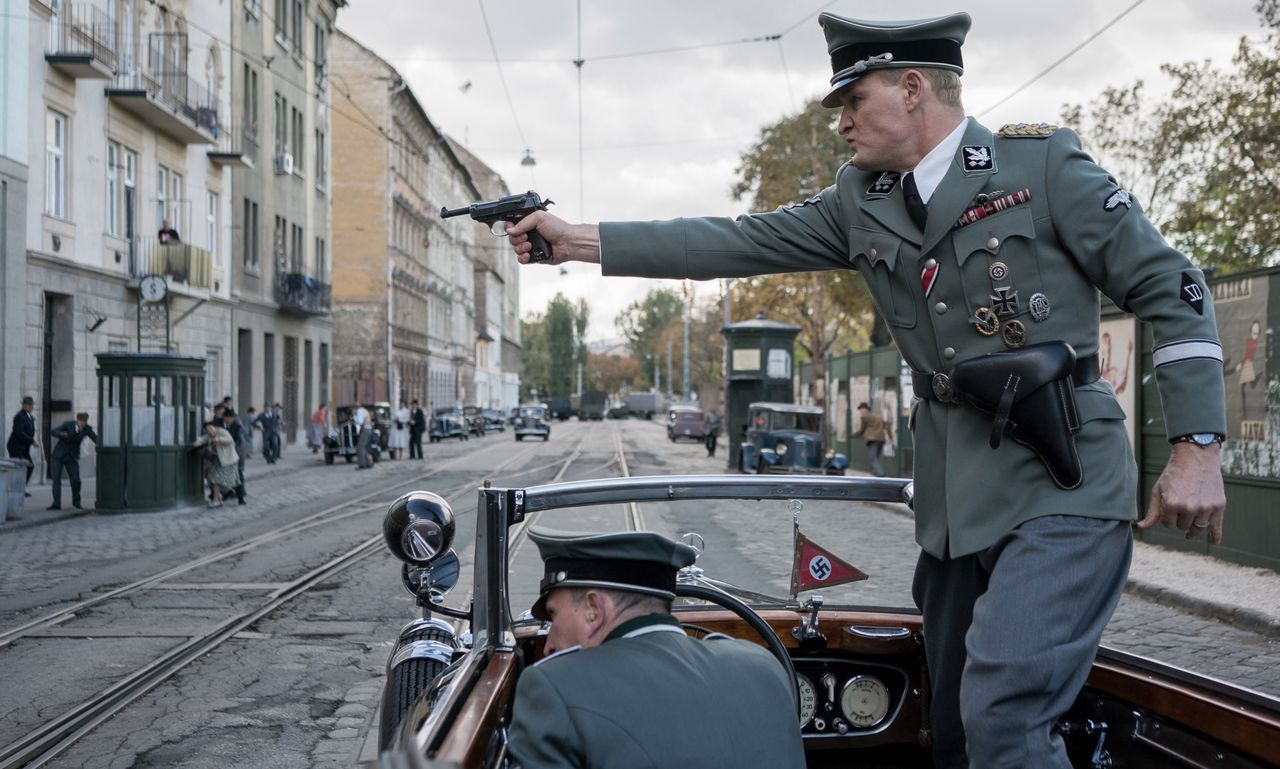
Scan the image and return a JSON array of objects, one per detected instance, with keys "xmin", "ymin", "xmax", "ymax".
[{"xmin": 506, "ymin": 212, "xmax": 600, "ymax": 266}]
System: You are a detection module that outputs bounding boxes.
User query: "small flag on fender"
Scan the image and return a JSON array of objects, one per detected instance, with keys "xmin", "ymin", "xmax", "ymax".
[{"xmin": 790, "ymin": 529, "xmax": 868, "ymax": 596}]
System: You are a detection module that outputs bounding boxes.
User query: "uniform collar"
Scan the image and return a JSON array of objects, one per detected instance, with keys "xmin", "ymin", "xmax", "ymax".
[
  {"xmin": 603, "ymin": 613, "xmax": 682, "ymax": 644},
  {"xmin": 911, "ymin": 118, "xmax": 967, "ymax": 204}
]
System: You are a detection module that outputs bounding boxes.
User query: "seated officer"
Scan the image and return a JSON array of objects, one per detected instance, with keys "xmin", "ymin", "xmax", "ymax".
[{"xmin": 507, "ymin": 527, "xmax": 805, "ymax": 769}]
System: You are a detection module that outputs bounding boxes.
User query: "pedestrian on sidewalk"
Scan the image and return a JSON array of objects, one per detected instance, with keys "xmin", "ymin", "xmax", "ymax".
[
  {"xmin": 48, "ymin": 412, "xmax": 97, "ymax": 510},
  {"xmin": 308, "ymin": 405, "xmax": 327, "ymax": 454},
  {"xmin": 7, "ymin": 395, "xmax": 38, "ymax": 494},
  {"xmin": 389, "ymin": 400, "xmax": 410, "ymax": 460},
  {"xmin": 853, "ymin": 402, "xmax": 888, "ymax": 477},
  {"xmin": 703, "ymin": 410, "xmax": 722, "ymax": 457},
  {"xmin": 194, "ymin": 421, "xmax": 238, "ymax": 508},
  {"xmin": 353, "ymin": 404, "xmax": 373, "ymax": 470},
  {"xmin": 409, "ymin": 400, "xmax": 426, "ymax": 460},
  {"xmin": 256, "ymin": 403, "xmax": 282, "ymax": 463},
  {"xmin": 221, "ymin": 408, "xmax": 247, "ymax": 504}
]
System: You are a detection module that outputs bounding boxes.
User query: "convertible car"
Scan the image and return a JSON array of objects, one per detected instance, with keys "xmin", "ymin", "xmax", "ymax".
[{"xmin": 372, "ymin": 476, "xmax": 1280, "ymax": 769}]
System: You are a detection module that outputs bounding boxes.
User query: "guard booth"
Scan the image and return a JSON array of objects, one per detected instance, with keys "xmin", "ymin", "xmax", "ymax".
[
  {"xmin": 721, "ymin": 314, "xmax": 801, "ymax": 469},
  {"xmin": 95, "ymin": 353, "xmax": 206, "ymax": 512}
]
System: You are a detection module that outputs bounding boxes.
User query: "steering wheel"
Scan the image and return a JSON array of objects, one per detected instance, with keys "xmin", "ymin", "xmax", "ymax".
[{"xmin": 675, "ymin": 583, "xmax": 800, "ymax": 715}]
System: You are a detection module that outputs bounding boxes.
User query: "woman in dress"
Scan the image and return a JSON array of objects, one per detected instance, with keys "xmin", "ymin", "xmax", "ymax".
[
  {"xmin": 308, "ymin": 405, "xmax": 327, "ymax": 453},
  {"xmin": 389, "ymin": 400, "xmax": 411, "ymax": 460},
  {"xmin": 195, "ymin": 421, "xmax": 239, "ymax": 508}
]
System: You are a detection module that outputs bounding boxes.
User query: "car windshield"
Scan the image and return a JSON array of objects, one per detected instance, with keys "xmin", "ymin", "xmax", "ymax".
[
  {"xmin": 520, "ymin": 408, "xmax": 545, "ymax": 417},
  {"xmin": 768, "ymin": 411, "xmax": 821, "ymax": 432}
]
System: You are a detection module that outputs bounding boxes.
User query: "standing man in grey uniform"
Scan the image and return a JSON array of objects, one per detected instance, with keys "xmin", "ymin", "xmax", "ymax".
[
  {"xmin": 503, "ymin": 12, "xmax": 1227, "ymax": 768},
  {"xmin": 507, "ymin": 527, "xmax": 804, "ymax": 769}
]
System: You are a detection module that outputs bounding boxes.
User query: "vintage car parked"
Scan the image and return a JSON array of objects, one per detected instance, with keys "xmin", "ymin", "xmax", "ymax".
[
  {"xmin": 461, "ymin": 406, "xmax": 487, "ymax": 437},
  {"xmin": 667, "ymin": 405, "xmax": 707, "ymax": 442},
  {"xmin": 429, "ymin": 409, "xmax": 469, "ymax": 443},
  {"xmin": 322, "ymin": 403, "xmax": 387, "ymax": 464},
  {"xmin": 512, "ymin": 404, "xmax": 550, "ymax": 441},
  {"xmin": 374, "ymin": 476, "xmax": 1280, "ymax": 768},
  {"xmin": 740, "ymin": 401, "xmax": 847, "ymax": 475},
  {"xmin": 480, "ymin": 409, "xmax": 507, "ymax": 432}
]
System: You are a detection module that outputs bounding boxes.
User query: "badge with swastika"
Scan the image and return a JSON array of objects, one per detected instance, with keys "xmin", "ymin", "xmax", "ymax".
[{"xmin": 808, "ymin": 556, "xmax": 833, "ymax": 581}]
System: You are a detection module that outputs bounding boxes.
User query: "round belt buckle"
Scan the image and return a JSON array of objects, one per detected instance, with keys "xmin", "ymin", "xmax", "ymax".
[{"xmin": 931, "ymin": 373, "xmax": 955, "ymax": 404}]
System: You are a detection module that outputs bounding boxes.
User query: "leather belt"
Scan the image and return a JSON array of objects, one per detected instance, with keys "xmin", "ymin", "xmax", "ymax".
[{"xmin": 913, "ymin": 353, "xmax": 1099, "ymax": 404}]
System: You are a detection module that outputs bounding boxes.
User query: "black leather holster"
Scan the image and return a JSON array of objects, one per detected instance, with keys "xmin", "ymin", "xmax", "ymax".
[{"xmin": 947, "ymin": 342, "xmax": 1084, "ymax": 490}]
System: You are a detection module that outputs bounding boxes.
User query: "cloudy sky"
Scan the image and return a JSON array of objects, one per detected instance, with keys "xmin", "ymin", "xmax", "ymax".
[{"xmin": 335, "ymin": 0, "xmax": 1263, "ymax": 342}]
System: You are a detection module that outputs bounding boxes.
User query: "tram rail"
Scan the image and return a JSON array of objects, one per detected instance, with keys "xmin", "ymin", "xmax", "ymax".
[{"xmin": 0, "ymin": 422, "xmax": 594, "ymax": 769}]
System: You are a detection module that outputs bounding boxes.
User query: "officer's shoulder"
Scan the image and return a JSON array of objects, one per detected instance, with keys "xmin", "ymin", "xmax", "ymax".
[
  {"xmin": 530, "ymin": 644, "xmax": 582, "ymax": 669},
  {"xmin": 996, "ymin": 122, "xmax": 1061, "ymax": 139}
]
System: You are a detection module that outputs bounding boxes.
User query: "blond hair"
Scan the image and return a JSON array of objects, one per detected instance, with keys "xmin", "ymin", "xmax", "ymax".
[{"xmin": 878, "ymin": 68, "xmax": 963, "ymax": 108}]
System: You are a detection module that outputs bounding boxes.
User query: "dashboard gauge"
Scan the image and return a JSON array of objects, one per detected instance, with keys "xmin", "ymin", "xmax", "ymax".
[
  {"xmin": 796, "ymin": 674, "xmax": 817, "ymax": 726},
  {"xmin": 839, "ymin": 675, "xmax": 891, "ymax": 728}
]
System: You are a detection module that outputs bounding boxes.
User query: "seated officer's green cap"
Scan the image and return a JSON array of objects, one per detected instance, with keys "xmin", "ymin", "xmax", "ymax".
[
  {"xmin": 818, "ymin": 11, "xmax": 972, "ymax": 108},
  {"xmin": 528, "ymin": 527, "xmax": 698, "ymax": 621}
]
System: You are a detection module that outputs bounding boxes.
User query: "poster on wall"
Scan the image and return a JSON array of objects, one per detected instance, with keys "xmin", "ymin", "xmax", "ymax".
[
  {"xmin": 871, "ymin": 384, "xmax": 898, "ymax": 458},
  {"xmin": 1099, "ymin": 317, "xmax": 1137, "ymax": 448},
  {"xmin": 1212, "ymin": 275, "xmax": 1275, "ymax": 478}
]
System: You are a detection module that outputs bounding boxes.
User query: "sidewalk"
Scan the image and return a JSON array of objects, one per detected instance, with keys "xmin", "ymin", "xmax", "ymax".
[{"xmin": 0, "ymin": 441, "xmax": 333, "ymax": 531}]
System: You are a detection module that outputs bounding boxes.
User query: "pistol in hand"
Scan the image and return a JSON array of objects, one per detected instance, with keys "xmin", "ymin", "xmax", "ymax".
[{"xmin": 441, "ymin": 191, "xmax": 556, "ymax": 263}]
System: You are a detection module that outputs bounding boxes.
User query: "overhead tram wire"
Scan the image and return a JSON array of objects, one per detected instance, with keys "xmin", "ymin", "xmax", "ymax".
[
  {"xmin": 977, "ymin": 0, "xmax": 1147, "ymax": 119},
  {"xmin": 476, "ymin": 0, "xmax": 536, "ymax": 178}
]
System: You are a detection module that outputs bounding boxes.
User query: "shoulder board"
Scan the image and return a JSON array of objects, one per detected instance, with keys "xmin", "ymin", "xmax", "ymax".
[
  {"xmin": 997, "ymin": 122, "xmax": 1059, "ymax": 139},
  {"xmin": 532, "ymin": 645, "xmax": 581, "ymax": 667}
]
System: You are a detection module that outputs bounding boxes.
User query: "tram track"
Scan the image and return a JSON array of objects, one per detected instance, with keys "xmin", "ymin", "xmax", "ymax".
[{"xmin": 0, "ymin": 423, "xmax": 593, "ymax": 769}]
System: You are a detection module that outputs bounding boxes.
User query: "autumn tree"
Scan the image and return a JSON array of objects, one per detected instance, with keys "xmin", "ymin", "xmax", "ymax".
[
  {"xmin": 1063, "ymin": 4, "xmax": 1280, "ymax": 273},
  {"xmin": 615, "ymin": 288, "xmax": 685, "ymax": 389},
  {"xmin": 731, "ymin": 99, "xmax": 879, "ymax": 402},
  {"xmin": 520, "ymin": 293, "xmax": 589, "ymax": 401}
]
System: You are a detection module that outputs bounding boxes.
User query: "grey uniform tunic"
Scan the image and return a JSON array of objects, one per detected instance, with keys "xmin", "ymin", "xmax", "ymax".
[
  {"xmin": 508, "ymin": 615, "xmax": 805, "ymax": 769},
  {"xmin": 600, "ymin": 118, "xmax": 1226, "ymax": 558}
]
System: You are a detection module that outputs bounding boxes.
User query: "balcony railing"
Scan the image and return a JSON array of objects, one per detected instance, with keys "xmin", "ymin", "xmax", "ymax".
[
  {"xmin": 105, "ymin": 33, "xmax": 218, "ymax": 144},
  {"xmin": 275, "ymin": 272, "xmax": 331, "ymax": 315},
  {"xmin": 131, "ymin": 236, "xmax": 213, "ymax": 289},
  {"xmin": 46, "ymin": 3, "xmax": 117, "ymax": 79},
  {"xmin": 208, "ymin": 120, "xmax": 258, "ymax": 168}
]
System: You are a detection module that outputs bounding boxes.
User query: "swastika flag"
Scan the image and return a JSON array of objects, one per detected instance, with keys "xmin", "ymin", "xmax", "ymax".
[{"xmin": 790, "ymin": 529, "xmax": 869, "ymax": 596}]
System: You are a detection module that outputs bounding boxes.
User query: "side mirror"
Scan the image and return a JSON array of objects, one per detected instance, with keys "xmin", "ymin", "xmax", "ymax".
[
  {"xmin": 384, "ymin": 491, "xmax": 456, "ymax": 566},
  {"xmin": 402, "ymin": 549, "xmax": 460, "ymax": 601}
]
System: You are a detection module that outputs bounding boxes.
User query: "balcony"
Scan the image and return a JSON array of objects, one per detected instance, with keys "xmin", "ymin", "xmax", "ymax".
[
  {"xmin": 105, "ymin": 34, "xmax": 217, "ymax": 144},
  {"xmin": 275, "ymin": 272, "xmax": 331, "ymax": 316},
  {"xmin": 131, "ymin": 236, "xmax": 213, "ymax": 290},
  {"xmin": 45, "ymin": 4, "xmax": 117, "ymax": 79},
  {"xmin": 207, "ymin": 120, "xmax": 257, "ymax": 169}
]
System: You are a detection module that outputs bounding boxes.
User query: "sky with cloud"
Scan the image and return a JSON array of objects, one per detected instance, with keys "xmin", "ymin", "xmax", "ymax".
[{"xmin": 335, "ymin": 0, "xmax": 1263, "ymax": 343}]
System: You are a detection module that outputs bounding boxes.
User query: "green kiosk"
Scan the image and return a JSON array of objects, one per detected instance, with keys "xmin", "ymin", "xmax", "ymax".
[
  {"xmin": 95, "ymin": 353, "xmax": 206, "ymax": 511},
  {"xmin": 720, "ymin": 314, "xmax": 801, "ymax": 469}
]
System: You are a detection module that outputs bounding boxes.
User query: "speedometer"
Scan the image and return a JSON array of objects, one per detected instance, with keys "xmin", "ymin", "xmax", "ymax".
[
  {"xmin": 839, "ymin": 674, "xmax": 890, "ymax": 728},
  {"xmin": 796, "ymin": 674, "xmax": 817, "ymax": 726}
]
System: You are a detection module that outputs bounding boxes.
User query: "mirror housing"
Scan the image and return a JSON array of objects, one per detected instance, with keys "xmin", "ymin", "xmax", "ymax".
[{"xmin": 384, "ymin": 491, "xmax": 456, "ymax": 566}]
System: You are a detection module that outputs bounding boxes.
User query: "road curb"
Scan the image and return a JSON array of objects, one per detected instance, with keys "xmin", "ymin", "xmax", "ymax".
[{"xmin": 1123, "ymin": 578, "xmax": 1280, "ymax": 637}]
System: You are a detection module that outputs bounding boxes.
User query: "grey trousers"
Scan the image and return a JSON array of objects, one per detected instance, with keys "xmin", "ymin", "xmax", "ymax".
[
  {"xmin": 866, "ymin": 441, "xmax": 885, "ymax": 476},
  {"xmin": 912, "ymin": 515, "xmax": 1132, "ymax": 769},
  {"xmin": 356, "ymin": 426, "xmax": 373, "ymax": 467}
]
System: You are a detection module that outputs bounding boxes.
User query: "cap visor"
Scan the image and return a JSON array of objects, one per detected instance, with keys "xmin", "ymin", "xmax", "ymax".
[{"xmin": 821, "ymin": 75, "xmax": 860, "ymax": 108}]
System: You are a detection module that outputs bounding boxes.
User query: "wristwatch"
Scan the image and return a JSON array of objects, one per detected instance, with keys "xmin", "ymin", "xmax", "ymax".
[{"xmin": 1170, "ymin": 433, "xmax": 1224, "ymax": 447}]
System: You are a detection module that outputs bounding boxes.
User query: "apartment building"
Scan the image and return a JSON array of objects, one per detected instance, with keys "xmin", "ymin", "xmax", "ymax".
[
  {"xmin": 1, "ymin": 0, "xmax": 28, "ymax": 419},
  {"xmin": 24, "ymin": 0, "xmax": 239, "ymax": 474},
  {"xmin": 230, "ymin": 0, "xmax": 342, "ymax": 441},
  {"xmin": 330, "ymin": 30, "xmax": 485, "ymax": 412}
]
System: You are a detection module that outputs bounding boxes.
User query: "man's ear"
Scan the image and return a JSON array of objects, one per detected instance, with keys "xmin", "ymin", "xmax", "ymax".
[
  {"xmin": 901, "ymin": 69, "xmax": 925, "ymax": 107},
  {"xmin": 582, "ymin": 590, "xmax": 610, "ymax": 635}
]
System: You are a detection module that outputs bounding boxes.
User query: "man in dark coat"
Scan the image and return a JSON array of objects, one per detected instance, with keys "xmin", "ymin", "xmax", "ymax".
[
  {"xmin": 408, "ymin": 399, "xmax": 426, "ymax": 460},
  {"xmin": 6, "ymin": 396, "xmax": 37, "ymax": 491},
  {"xmin": 48, "ymin": 412, "xmax": 98, "ymax": 510},
  {"xmin": 221, "ymin": 408, "xmax": 247, "ymax": 504},
  {"xmin": 255, "ymin": 404, "xmax": 283, "ymax": 463}
]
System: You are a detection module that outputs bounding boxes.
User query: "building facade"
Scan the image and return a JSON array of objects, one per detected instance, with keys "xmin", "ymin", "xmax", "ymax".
[
  {"xmin": 330, "ymin": 31, "xmax": 484, "ymax": 413},
  {"xmin": 229, "ymin": 0, "xmax": 341, "ymax": 441},
  {"xmin": 1, "ymin": 0, "xmax": 29, "ymax": 422}
]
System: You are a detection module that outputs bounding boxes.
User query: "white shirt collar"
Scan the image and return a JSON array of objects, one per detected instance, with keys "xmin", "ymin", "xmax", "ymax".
[{"xmin": 911, "ymin": 118, "xmax": 968, "ymax": 204}]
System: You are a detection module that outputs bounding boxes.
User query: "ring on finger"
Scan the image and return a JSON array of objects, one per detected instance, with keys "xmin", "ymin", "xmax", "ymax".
[{"xmin": 1191, "ymin": 521, "xmax": 1210, "ymax": 529}]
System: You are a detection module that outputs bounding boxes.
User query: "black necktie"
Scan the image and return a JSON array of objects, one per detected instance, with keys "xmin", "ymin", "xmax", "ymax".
[{"xmin": 903, "ymin": 172, "xmax": 928, "ymax": 232}]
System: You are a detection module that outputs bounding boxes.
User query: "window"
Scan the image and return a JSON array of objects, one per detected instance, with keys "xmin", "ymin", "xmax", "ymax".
[
  {"xmin": 205, "ymin": 349, "xmax": 220, "ymax": 407},
  {"xmin": 244, "ymin": 0, "xmax": 260, "ymax": 19},
  {"xmin": 291, "ymin": 0, "xmax": 302, "ymax": 48},
  {"xmin": 157, "ymin": 165, "xmax": 168, "ymax": 228},
  {"xmin": 315, "ymin": 237, "xmax": 326, "ymax": 279},
  {"xmin": 273, "ymin": 215, "xmax": 286, "ymax": 266},
  {"xmin": 46, "ymin": 110, "xmax": 66, "ymax": 218},
  {"xmin": 107, "ymin": 142, "xmax": 119, "ymax": 235},
  {"xmin": 243, "ymin": 197, "xmax": 259, "ymax": 269},
  {"xmin": 314, "ymin": 129, "xmax": 326, "ymax": 188},
  {"xmin": 291, "ymin": 107, "xmax": 303, "ymax": 176},
  {"xmin": 207, "ymin": 191, "xmax": 219, "ymax": 263},
  {"xmin": 274, "ymin": 0, "xmax": 286, "ymax": 38},
  {"xmin": 123, "ymin": 148, "xmax": 137, "ymax": 237},
  {"xmin": 171, "ymin": 172, "xmax": 184, "ymax": 235},
  {"xmin": 273, "ymin": 92, "xmax": 286, "ymax": 157},
  {"xmin": 290, "ymin": 223, "xmax": 303, "ymax": 273},
  {"xmin": 314, "ymin": 22, "xmax": 327, "ymax": 87},
  {"xmin": 243, "ymin": 64, "xmax": 259, "ymax": 137}
]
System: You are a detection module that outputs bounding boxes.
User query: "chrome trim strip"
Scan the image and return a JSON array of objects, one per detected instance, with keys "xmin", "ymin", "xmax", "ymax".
[
  {"xmin": 388, "ymin": 639, "xmax": 455, "ymax": 672},
  {"xmin": 520, "ymin": 474, "xmax": 912, "ymax": 512},
  {"xmin": 397, "ymin": 618, "xmax": 457, "ymax": 644}
]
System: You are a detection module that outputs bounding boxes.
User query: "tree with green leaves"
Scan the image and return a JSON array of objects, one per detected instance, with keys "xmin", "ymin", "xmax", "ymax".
[
  {"xmin": 1063, "ymin": 3, "xmax": 1280, "ymax": 273},
  {"xmin": 520, "ymin": 293, "xmax": 589, "ymax": 401},
  {"xmin": 615, "ymin": 288, "xmax": 685, "ymax": 387}
]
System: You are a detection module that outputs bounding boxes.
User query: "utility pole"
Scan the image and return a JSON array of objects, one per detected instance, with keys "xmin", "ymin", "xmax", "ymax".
[
  {"xmin": 682, "ymin": 298, "xmax": 690, "ymax": 401},
  {"xmin": 666, "ymin": 340, "xmax": 674, "ymax": 402}
]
